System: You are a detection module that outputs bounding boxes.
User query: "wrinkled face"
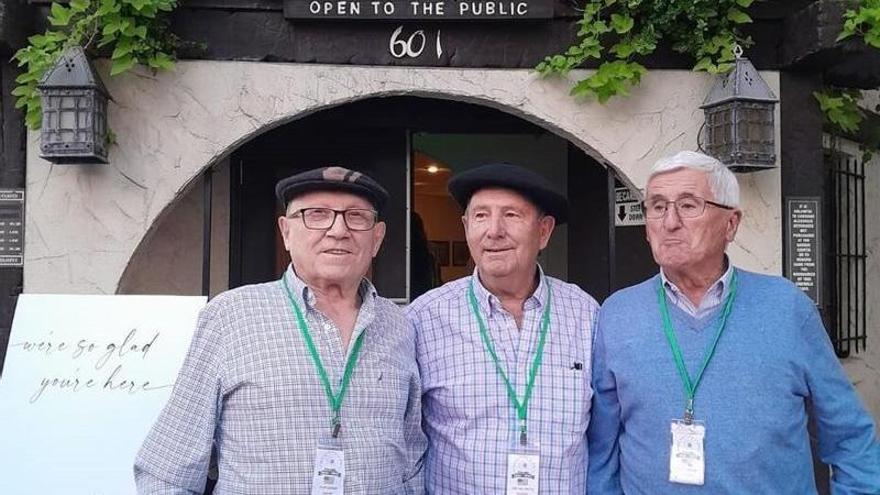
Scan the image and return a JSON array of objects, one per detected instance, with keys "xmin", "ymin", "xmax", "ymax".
[
  {"xmin": 277, "ymin": 190, "xmax": 385, "ymax": 287},
  {"xmin": 462, "ymin": 187, "xmax": 555, "ymax": 282},
  {"xmin": 644, "ymin": 168, "xmax": 741, "ymax": 273}
]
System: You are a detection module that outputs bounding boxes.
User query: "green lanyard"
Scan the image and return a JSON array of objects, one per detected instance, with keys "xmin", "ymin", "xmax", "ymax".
[
  {"xmin": 657, "ymin": 269, "xmax": 738, "ymax": 424},
  {"xmin": 282, "ymin": 275, "xmax": 366, "ymax": 438},
  {"xmin": 467, "ymin": 278, "xmax": 552, "ymax": 446}
]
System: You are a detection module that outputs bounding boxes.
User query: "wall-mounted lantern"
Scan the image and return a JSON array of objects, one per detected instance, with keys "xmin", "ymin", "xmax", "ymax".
[
  {"xmin": 700, "ymin": 46, "xmax": 778, "ymax": 172},
  {"xmin": 37, "ymin": 46, "xmax": 110, "ymax": 164}
]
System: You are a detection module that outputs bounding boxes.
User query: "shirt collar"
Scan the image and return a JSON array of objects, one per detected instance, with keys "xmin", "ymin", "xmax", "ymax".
[
  {"xmin": 470, "ymin": 264, "xmax": 549, "ymax": 318},
  {"xmin": 283, "ymin": 265, "xmax": 377, "ymax": 313},
  {"xmin": 659, "ymin": 256, "xmax": 734, "ymax": 308}
]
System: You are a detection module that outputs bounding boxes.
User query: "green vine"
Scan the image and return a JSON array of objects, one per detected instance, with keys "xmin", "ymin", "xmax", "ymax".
[
  {"xmin": 816, "ymin": 0, "xmax": 880, "ymax": 160},
  {"xmin": 536, "ymin": 0, "xmax": 754, "ymax": 102},
  {"xmin": 814, "ymin": 88, "xmax": 863, "ymax": 134},
  {"xmin": 837, "ymin": 0, "xmax": 880, "ymax": 48},
  {"xmin": 11, "ymin": 0, "xmax": 179, "ymax": 130}
]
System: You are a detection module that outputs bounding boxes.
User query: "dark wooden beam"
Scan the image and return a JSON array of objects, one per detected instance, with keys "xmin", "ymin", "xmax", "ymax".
[{"xmin": 782, "ymin": 0, "xmax": 880, "ymax": 89}]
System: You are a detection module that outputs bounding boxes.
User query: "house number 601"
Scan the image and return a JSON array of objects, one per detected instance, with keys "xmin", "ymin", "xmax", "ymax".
[{"xmin": 389, "ymin": 26, "xmax": 443, "ymax": 59}]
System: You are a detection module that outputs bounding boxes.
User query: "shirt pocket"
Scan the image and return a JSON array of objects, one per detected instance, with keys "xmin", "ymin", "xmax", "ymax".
[
  {"xmin": 350, "ymin": 364, "xmax": 411, "ymax": 431},
  {"xmin": 540, "ymin": 364, "xmax": 589, "ymax": 433}
]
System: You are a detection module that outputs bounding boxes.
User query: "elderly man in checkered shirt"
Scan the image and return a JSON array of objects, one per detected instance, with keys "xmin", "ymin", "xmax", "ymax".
[
  {"xmin": 407, "ymin": 163, "xmax": 599, "ymax": 495},
  {"xmin": 135, "ymin": 166, "xmax": 426, "ymax": 494}
]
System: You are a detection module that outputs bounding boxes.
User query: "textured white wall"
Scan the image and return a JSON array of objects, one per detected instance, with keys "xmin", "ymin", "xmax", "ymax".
[
  {"xmin": 24, "ymin": 62, "xmax": 782, "ymax": 294},
  {"xmin": 832, "ymin": 138, "xmax": 880, "ymax": 423}
]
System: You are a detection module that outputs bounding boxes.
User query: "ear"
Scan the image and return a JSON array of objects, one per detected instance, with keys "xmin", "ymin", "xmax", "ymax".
[
  {"xmin": 278, "ymin": 216, "xmax": 292, "ymax": 250},
  {"xmin": 725, "ymin": 209, "xmax": 742, "ymax": 243},
  {"xmin": 537, "ymin": 215, "xmax": 556, "ymax": 250},
  {"xmin": 371, "ymin": 221, "xmax": 387, "ymax": 257}
]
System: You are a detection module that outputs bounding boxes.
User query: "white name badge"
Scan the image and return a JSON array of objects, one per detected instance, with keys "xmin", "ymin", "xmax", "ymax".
[
  {"xmin": 312, "ymin": 445, "xmax": 345, "ymax": 495},
  {"xmin": 506, "ymin": 449, "xmax": 540, "ymax": 495},
  {"xmin": 669, "ymin": 420, "xmax": 706, "ymax": 486}
]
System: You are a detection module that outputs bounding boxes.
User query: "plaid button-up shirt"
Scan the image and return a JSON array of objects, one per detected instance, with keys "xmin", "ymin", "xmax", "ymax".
[
  {"xmin": 406, "ymin": 269, "xmax": 599, "ymax": 495},
  {"xmin": 135, "ymin": 267, "xmax": 426, "ymax": 494}
]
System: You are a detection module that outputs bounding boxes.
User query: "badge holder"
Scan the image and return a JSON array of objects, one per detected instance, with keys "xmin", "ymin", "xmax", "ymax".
[
  {"xmin": 312, "ymin": 435, "xmax": 345, "ymax": 495},
  {"xmin": 506, "ymin": 423, "xmax": 540, "ymax": 495},
  {"xmin": 669, "ymin": 418, "xmax": 706, "ymax": 486}
]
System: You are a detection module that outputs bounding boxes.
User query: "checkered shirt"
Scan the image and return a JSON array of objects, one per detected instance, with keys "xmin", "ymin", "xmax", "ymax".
[
  {"xmin": 406, "ymin": 268, "xmax": 599, "ymax": 495},
  {"xmin": 134, "ymin": 267, "xmax": 426, "ymax": 494}
]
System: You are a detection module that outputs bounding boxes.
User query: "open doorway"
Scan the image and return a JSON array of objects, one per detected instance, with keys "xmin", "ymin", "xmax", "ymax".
[{"xmin": 221, "ymin": 96, "xmax": 655, "ymax": 303}]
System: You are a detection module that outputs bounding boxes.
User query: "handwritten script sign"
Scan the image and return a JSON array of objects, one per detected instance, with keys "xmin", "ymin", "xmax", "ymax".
[{"xmin": 0, "ymin": 294, "xmax": 206, "ymax": 495}]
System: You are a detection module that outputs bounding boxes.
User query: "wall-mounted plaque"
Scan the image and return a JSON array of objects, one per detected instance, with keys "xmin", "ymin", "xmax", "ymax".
[
  {"xmin": 786, "ymin": 197, "xmax": 821, "ymax": 305},
  {"xmin": 0, "ymin": 189, "xmax": 24, "ymax": 268}
]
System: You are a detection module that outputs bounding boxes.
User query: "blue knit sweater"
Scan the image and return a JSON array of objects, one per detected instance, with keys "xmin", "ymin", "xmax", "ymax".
[{"xmin": 588, "ymin": 269, "xmax": 880, "ymax": 494}]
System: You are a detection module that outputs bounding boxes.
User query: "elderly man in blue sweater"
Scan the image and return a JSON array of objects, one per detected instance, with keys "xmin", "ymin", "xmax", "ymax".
[{"xmin": 588, "ymin": 150, "xmax": 880, "ymax": 494}]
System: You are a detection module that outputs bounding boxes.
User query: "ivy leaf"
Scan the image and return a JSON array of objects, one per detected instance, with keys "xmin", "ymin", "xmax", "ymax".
[
  {"xmin": 11, "ymin": 85, "xmax": 33, "ymax": 97},
  {"xmin": 693, "ymin": 57, "xmax": 714, "ymax": 73},
  {"xmin": 726, "ymin": 8, "xmax": 752, "ymax": 24},
  {"xmin": 148, "ymin": 53, "xmax": 174, "ymax": 71},
  {"xmin": 97, "ymin": 0, "xmax": 119, "ymax": 16},
  {"xmin": 610, "ymin": 13, "xmax": 635, "ymax": 34},
  {"xmin": 864, "ymin": 30, "xmax": 880, "ymax": 48},
  {"xmin": 611, "ymin": 42, "xmax": 634, "ymax": 58},
  {"xmin": 112, "ymin": 38, "xmax": 134, "ymax": 59},
  {"xmin": 26, "ymin": 107, "xmax": 43, "ymax": 130},
  {"xmin": 103, "ymin": 16, "xmax": 123, "ymax": 35},
  {"xmin": 735, "ymin": 0, "xmax": 754, "ymax": 7},
  {"xmin": 14, "ymin": 95, "xmax": 30, "ymax": 110},
  {"xmin": 48, "ymin": 3, "xmax": 73, "ymax": 26},
  {"xmin": 14, "ymin": 71, "xmax": 40, "ymax": 84},
  {"xmin": 97, "ymin": 34, "xmax": 116, "ymax": 47},
  {"xmin": 69, "ymin": 0, "xmax": 91, "ymax": 12},
  {"xmin": 836, "ymin": 30, "xmax": 855, "ymax": 42},
  {"xmin": 110, "ymin": 54, "xmax": 137, "ymax": 75},
  {"xmin": 27, "ymin": 34, "xmax": 48, "ymax": 48}
]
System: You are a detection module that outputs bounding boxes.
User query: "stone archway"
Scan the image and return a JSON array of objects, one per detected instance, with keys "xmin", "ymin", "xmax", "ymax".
[{"xmin": 24, "ymin": 62, "xmax": 781, "ymax": 294}]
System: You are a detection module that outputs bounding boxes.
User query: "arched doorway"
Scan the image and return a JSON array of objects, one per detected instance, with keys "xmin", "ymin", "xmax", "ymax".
[{"xmin": 119, "ymin": 96, "xmax": 657, "ymax": 302}]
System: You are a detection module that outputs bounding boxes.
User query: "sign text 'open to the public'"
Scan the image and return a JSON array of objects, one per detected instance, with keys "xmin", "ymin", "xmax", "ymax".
[{"xmin": 284, "ymin": 0, "xmax": 553, "ymax": 20}]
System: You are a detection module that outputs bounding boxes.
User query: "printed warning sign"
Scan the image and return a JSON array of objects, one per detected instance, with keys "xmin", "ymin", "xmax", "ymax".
[{"xmin": 615, "ymin": 187, "xmax": 645, "ymax": 227}]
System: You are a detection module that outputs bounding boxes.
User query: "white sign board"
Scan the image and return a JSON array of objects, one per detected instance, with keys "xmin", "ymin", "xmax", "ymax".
[
  {"xmin": 0, "ymin": 294, "xmax": 206, "ymax": 495},
  {"xmin": 614, "ymin": 187, "xmax": 645, "ymax": 226}
]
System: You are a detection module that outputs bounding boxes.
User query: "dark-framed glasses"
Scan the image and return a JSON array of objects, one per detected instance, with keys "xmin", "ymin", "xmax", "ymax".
[
  {"xmin": 642, "ymin": 196, "xmax": 733, "ymax": 219},
  {"xmin": 287, "ymin": 207, "xmax": 378, "ymax": 231}
]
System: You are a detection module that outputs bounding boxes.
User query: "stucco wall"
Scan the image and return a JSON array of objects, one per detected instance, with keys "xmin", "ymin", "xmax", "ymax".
[
  {"xmin": 24, "ymin": 62, "xmax": 782, "ymax": 294},
  {"xmin": 834, "ymin": 138, "xmax": 880, "ymax": 423},
  {"xmin": 116, "ymin": 159, "xmax": 230, "ymax": 297}
]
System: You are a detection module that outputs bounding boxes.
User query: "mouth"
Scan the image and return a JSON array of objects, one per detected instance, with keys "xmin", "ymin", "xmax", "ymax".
[
  {"xmin": 483, "ymin": 247, "xmax": 513, "ymax": 254},
  {"xmin": 322, "ymin": 248, "xmax": 353, "ymax": 255}
]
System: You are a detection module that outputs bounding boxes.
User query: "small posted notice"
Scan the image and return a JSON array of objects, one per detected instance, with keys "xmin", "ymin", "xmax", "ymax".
[{"xmin": 0, "ymin": 294, "xmax": 206, "ymax": 495}]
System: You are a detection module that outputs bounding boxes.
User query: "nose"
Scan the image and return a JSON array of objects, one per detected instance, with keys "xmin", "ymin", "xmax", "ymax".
[
  {"xmin": 486, "ymin": 214, "xmax": 506, "ymax": 238},
  {"xmin": 662, "ymin": 203, "xmax": 683, "ymax": 230},
  {"xmin": 326, "ymin": 211, "xmax": 351, "ymax": 237}
]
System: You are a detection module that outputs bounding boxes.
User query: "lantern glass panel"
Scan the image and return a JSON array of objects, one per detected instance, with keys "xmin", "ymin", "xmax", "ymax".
[{"xmin": 60, "ymin": 110, "xmax": 76, "ymax": 129}]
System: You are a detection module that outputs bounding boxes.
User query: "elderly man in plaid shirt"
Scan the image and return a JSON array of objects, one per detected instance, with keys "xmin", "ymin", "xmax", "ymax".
[
  {"xmin": 407, "ymin": 163, "xmax": 599, "ymax": 495},
  {"xmin": 135, "ymin": 166, "xmax": 426, "ymax": 494}
]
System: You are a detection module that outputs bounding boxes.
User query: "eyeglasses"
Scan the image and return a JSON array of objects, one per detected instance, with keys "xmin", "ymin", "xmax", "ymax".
[
  {"xmin": 287, "ymin": 207, "xmax": 378, "ymax": 231},
  {"xmin": 642, "ymin": 196, "xmax": 733, "ymax": 219}
]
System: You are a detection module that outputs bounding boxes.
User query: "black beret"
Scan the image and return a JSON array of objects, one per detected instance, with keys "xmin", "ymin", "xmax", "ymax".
[
  {"xmin": 275, "ymin": 166, "xmax": 390, "ymax": 213},
  {"xmin": 448, "ymin": 163, "xmax": 569, "ymax": 224}
]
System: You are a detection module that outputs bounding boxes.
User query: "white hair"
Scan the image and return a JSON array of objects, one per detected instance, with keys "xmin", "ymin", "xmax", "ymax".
[{"xmin": 648, "ymin": 150, "xmax": 740, "ymax": 207}]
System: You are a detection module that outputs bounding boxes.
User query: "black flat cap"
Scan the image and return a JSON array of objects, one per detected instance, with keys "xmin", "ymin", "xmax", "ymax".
[
  {"xmin": 275, "ymin": 166, "xmax": 390, "ymax": 213},
  {"xmin": 448, "ymin": 163, "xmax": 569, "ymax": 224}
]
